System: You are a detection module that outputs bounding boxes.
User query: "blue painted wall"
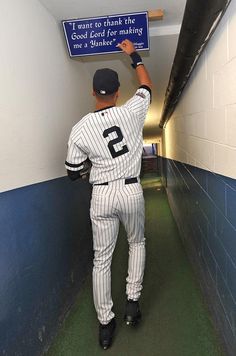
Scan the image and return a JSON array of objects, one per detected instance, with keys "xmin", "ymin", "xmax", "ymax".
[
  {"xmin": 161, "ymin": 157, "xmax": 236, "ymax": 355},
  {"xmin": 0, "ymin": 177, "xmax": 93, "ymax": 355}
]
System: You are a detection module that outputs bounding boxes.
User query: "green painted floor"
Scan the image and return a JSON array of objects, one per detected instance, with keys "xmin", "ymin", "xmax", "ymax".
[{"xmin": 47, "ymin": 174, "xmax": 224, "ymax": 356}]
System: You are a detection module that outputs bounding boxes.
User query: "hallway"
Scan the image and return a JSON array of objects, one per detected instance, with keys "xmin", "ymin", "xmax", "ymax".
[
  {"xmin": 47, "ymin": 175, "xmax": 223, "ymax": 356},
  {"xmin": 1, "ymin": 1, "xmax": 236, "ymax": 354}
]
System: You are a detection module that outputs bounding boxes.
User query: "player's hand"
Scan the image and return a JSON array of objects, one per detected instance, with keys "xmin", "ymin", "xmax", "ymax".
[{"xmin": 116, "ymin": 39, "xmax": 136, "ymax": 55}]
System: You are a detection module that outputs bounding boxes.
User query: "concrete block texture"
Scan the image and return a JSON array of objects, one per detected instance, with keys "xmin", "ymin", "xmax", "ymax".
[
  {"xmin": 163, "ymin": 158, "xmax": 236, "ymax": 355},
  {"xmin": 163, "ymin": 0, "xmax": 236, "ymax": 180}
]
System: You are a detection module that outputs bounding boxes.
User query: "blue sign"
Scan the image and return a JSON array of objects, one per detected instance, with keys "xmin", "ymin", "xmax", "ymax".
[{"xmin": 62, "ymin": 12, "xmax": 149, "ymax": 57}]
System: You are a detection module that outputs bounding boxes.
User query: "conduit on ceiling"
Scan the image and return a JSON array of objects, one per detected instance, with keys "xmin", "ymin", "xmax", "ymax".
[{"xmin": 159, "ymin": 0, "xmax": 232, "ymax": 129}]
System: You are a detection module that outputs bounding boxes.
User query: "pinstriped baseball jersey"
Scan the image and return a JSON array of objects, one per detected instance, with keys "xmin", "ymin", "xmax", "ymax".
[{"xmin": 65, "ymin": 86, "xmax": 151, "ymax": 183}]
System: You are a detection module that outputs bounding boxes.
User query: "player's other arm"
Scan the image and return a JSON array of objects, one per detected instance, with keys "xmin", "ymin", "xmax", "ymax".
[
  {"xmin": 66, "ymin": 158, "xmax": 91, "ymax": 181},
  {"xmin": 117, "ymin": 39, "xmax": 152, "ymax": 90},
  {"xmin": 65, "ymin": 136, "xmax": 91, "ymax": 181}
]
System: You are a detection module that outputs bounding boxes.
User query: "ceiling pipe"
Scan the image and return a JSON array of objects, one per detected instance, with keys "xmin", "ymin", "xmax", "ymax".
[{"xmin": 159, "ymin": 0, "xmax": 231, "ymax": 129}]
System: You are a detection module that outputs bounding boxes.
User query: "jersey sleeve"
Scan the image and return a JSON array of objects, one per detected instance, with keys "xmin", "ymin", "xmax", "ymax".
[
  {"xmin": 123, "ymin": 85, "xmax": 151, "ymax": 121},
  {"xmin": 65, "ymin": 134, "xmax": 87, "ymax": 172}
]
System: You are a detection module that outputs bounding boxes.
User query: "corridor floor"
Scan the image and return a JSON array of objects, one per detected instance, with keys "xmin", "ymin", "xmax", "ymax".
[{"xmin": 47, "ymin": 174, "xmax": 224, "ymax": 356}]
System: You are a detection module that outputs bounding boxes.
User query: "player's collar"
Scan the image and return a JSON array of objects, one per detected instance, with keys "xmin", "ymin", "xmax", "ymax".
[{"xmin": 94, "ymin": 105, "xmax": 115, "ymax": 113}]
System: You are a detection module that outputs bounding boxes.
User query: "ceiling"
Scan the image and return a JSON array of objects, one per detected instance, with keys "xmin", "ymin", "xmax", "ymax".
[{"xmin": 39, "ymin": 0, "xmax": 187, "ymax": 140}]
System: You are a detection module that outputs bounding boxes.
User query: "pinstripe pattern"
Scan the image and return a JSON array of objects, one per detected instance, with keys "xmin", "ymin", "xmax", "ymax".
[
  {"xmin": 65, "ymin": 88, "xmax": 150, "ymax": 184},
  {"xmin": 66, "ymin": 86, "xmax": 150, "ymax": 325},
  {"xmin": 90, "ymin": 180, "xmax": 145, "ymax": 324}
]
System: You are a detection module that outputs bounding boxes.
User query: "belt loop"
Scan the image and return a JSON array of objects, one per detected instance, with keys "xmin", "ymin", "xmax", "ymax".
[
  {"xmin": 125, "ymin": 177, "xmax": 138, "ymax": 184},
  {"xmin": 93, "ymin": 182, "xmax": 108, "ymax": 186}
]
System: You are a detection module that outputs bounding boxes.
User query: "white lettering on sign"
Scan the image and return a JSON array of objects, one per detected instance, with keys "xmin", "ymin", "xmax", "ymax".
[
  {"xmin": 71, "ymin": 32, "xmax": 88, "ymax": 40},
  {"xmin": 119, "ymin": 27, "xmax": 143, "ymax": 36},
  {"xmin": 95, "ymin": 22, "xmax": 102, "ymax": 28},
  {"xmin": 63, "ymin": 12, "xmax": 149, "ymax": 57},
  {"xmin": 77, "ymin": 23, "xmax": 93, "ymax": 29},
  {"xmin": 124, "ymin": 17, "xmax": 136, "ymax": 24},
  {"xmin": 90, "ymin": 39, "xmax": 115, "ymax": 48},
  {"xmin": 103, "ymin": 18, "xmax": 123, "ymax": 27},
  {"xmin": 73, "ymin": 43, "xmax": 83, "ymax": 49},
  {"xmin": 90, "ymin": 29, "xmax": 106, "ymax": 38},
  {"xmin": 106, "ymin": 29, "xmax": 117, "ymax": 37}
]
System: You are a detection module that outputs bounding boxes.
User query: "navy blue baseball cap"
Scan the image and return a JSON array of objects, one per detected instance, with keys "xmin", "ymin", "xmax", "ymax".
[{"xmin": 93, "ymin": 68, "xmax": 120, "ymax": 95}]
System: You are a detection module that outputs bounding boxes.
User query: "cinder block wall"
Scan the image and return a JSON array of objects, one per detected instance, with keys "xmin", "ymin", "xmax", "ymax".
[{"xmin": 161, "ymin": 1, "xmax": 236, "ymax": 354}]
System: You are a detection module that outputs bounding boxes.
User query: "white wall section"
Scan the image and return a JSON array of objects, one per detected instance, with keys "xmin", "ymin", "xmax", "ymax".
[
  {"xmin": 0, "ymin": 0, "xmax": 93, "ymax": 192},
  {"xmin": 162, "ymin": 0, "xmax": 236, "ymax": 179}
]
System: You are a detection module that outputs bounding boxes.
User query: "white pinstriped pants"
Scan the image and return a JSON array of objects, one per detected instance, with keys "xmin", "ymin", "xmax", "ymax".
[{"xmin": 90, "ymin": 179, "xmax": 145, "ymax": 325}]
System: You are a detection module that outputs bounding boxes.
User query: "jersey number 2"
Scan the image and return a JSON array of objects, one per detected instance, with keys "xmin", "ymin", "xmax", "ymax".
[{"xmin": 103, "ymin": 126, "xmax": 129, "ymax": 159}]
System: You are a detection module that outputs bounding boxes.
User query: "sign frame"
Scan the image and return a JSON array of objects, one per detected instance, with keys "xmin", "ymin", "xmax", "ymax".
[{"xmin": 62, "ymin": 11, "xmax": 150, "ymax": 58}]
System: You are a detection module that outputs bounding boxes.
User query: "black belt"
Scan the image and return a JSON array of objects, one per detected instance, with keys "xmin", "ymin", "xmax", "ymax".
[{"xmin": 94, "ymin": 177, "xmax": 138, "ymax": 186}]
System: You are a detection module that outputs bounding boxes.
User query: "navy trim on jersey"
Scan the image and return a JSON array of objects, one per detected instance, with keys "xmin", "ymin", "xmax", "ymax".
[
  {"xmin": 138, "ymin": 85, "xmax": 152, "ymax": 102},
  {"xmin": 65, "ymin": 161, "xmax": 83, "ymax": 168},
  {"xmin": 94, "ymin": 106, "xmax": 115, "ymax": 113},
  {"xmin": 139, "ymin": 85, "xmax": 152, "ymax": 95}
]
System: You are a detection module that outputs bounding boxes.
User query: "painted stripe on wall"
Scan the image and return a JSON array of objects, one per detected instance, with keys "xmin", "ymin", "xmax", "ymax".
[
  {"xmin": 161, "ymin": 157, "xmax": 236, "ymax": 355},
  {"xmin": 0, "ymin": 176, "xmax": 92, "ymax": 355}
]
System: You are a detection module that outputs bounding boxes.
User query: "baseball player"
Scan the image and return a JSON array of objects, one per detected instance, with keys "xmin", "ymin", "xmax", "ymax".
[{"xmin": 65, "ymin": 39, "xmax": 152, "ymax": 350}]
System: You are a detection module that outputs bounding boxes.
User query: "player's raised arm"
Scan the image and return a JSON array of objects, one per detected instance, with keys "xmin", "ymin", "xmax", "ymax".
[{"xmin": 117, "ymin": 39, "xmax": 152, "ymax": 89}]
